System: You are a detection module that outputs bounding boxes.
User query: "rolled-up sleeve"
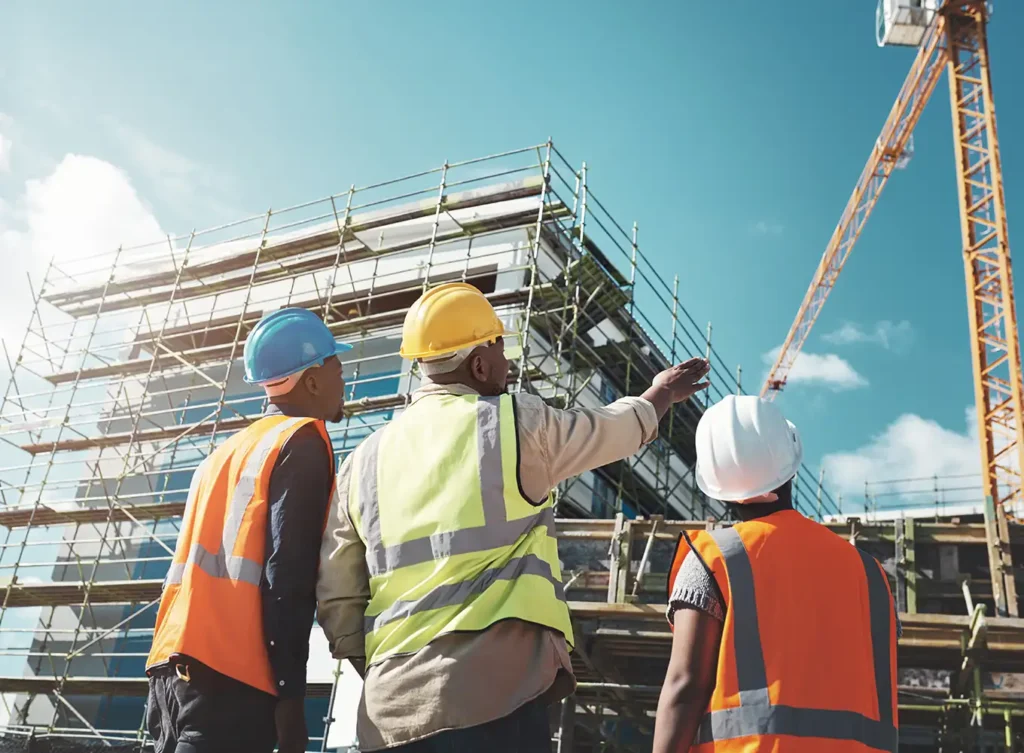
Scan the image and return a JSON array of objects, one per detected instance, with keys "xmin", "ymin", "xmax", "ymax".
[
  {"xmin": 316, "ymin": 453, "xmax": 371, "ymax": 661},
  {"xmin": 513, "ymin": 394, "xmax": 659, "ymax": 491}
]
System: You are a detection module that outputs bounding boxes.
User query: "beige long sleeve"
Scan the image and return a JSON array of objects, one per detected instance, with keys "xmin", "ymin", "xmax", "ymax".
[
  {"xmin": 512, "ymin": 392, "xmax": 660, "ymax": 502},
  {"xmin": 315, "ymin": 454, "xmax": 369, "ymax": 661}
]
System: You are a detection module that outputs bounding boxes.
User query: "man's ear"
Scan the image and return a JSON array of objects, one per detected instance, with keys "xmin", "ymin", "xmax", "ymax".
[
  {"xmin": 302, "ymin": 368, "xmax": 320, "ymax": 396},
  {"xmin": 468, "ymin": 353, "xmax": 488, "ymax": 383}
]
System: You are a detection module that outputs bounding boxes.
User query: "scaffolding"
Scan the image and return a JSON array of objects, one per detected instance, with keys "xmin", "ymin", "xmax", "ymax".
[
  {"xmin": 558, "ymin": 515, "xmax": 1024, "ymax": 753},
  {"xmin": 0, "ymin": 140, "xmax": 891, "ymax": 749}
]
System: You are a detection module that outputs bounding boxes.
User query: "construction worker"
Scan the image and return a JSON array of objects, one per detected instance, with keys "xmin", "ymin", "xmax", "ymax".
[
  {"xmin": 145, "ymin": 308, "xmax": 351, "ymax": 753},
  {"xmin": 317, "ymin": 281, "xmax": 711, "ymax": 752},
  {"xmin": 653, "ymin": 395, "xmax": 901, "ymax": 753}
]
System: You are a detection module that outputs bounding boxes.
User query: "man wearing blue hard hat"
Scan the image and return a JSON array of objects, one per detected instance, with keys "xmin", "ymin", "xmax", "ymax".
[{"xmin": 145, "ymin": 308, "xmax": 351, "ymax": 753}]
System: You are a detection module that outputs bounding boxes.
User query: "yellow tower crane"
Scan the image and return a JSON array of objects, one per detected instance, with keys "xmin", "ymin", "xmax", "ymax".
[{"xmin": 761, "ymin": 0, "xmax": 1022, "ymax": 617}]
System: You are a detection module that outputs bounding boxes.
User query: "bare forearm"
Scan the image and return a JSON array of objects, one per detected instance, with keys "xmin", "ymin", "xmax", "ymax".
[
  {"xmin": 655, "ymin": 608, "xmax": 721, "ymax": 753},
  {"xmin": 653, "ymin": 682, "xmax": 710, "ymax": 753},
  {"xmin": 641, "ymin": 384, "xmax": 673, "ymax": 421}
]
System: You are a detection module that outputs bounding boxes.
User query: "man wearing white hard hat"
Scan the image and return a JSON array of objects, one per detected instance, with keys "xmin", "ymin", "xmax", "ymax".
[{"xmin": 653, "ymin": 395, "xmax": 900, "ymax": 753}]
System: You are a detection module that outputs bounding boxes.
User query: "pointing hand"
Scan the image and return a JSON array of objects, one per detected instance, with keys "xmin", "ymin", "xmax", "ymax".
[{"xmin": 642, "ymin": 358, "xmax": 711, "ymax": 419}]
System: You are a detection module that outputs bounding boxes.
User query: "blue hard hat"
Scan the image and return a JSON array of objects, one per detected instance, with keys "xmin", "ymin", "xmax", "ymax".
[{"xmin": 243, "ymin": 308, "xmax": 353, "ymax": 385}]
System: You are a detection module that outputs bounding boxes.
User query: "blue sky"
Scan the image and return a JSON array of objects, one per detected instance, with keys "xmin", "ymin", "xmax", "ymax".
[{"xmin": 1, "ymin": 1, "xmax": 1023, "ymax": 513}]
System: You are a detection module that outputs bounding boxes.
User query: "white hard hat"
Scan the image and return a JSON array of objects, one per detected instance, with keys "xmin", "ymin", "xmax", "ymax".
[{"xmin": 694, "ymin": 395, "xmax": 803, "ymax": 503}]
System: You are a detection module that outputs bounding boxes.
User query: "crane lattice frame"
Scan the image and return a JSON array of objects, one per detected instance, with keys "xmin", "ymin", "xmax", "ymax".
[{"xmin": 761, "ymin": 1, "xmax": 1023, "ymax": 616}]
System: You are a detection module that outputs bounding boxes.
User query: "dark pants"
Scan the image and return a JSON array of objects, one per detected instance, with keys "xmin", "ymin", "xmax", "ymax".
[
  {"xmin": 387, "ymin": 696, "xmax": 553, "ymax": 752},
  {"xmin": 146, "ymin": 662, "xmax": 277, "ymax": 753}
]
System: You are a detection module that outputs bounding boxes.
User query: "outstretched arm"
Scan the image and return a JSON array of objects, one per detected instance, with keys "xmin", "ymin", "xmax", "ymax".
[{"xmin": 516, "ymin": 357, "xmax": 710, "ymax": 493}]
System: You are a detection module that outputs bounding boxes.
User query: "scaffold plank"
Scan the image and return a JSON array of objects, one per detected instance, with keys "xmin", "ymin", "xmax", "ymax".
[
  {"xmin": 0, "ymin": 676, "xmax": 335, "ymax": 697},
  {"xmin": 0, "ymin": 502, "xmax": 186, "ymax": 528},
  {"xmin": 44, "ymin": 179, "xmax": 552, "ymax": 316},
  {"xmin": 42, "ymin": 287, "xmax": 537, "ymax": 386},
  {"xmin": 555, "ymin": 517, "xmax": 1022, "ymax": 546},
  {"xmin": 61, "ymin": 206, "xmax": 553, "ymax": 320},
  {"xmin": 0, "ymin": 580, "xmax": 163, "ymax": 607},
  {"xmin": 19, "ymin": 393, "xmax": 408, "ymax": 455},
  {"xmin": 0, "ymin": 504, "xmax": 1015, "ymax": 552},
  {"xmin": 4, "ymin": 584, "xmax": 1015, "ymax": 659},
  {"xmin": 574, "ymin": 606, "xmax": 1024, "ymax": 656}
]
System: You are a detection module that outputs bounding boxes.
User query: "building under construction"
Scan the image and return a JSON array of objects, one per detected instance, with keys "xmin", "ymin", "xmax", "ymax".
[{"xmin": 0, "ymin": 143, "xmax": 1021, "ymax": 752}]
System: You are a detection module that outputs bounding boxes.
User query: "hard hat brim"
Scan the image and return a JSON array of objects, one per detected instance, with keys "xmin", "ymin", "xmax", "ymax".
[{"xmin": 243, "ymin": 341, "xmax": 353, "ymax": 385}]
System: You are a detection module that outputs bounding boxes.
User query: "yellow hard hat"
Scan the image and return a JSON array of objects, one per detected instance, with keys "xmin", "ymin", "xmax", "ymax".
[{"xmin": 399, "ymin": 282, "xmax": 505, "ymax": 360}]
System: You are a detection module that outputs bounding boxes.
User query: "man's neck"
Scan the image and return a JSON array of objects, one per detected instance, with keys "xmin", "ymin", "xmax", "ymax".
[
  {"xmin": 416, "ymin": 377, "xmax": 482, "ymax": 396},
  {"xmin": 729, "ymin": 501, "xmax": 795, "ymax": 523},
  {"xmin": 266, "ymin": 400, "xmax": 311, "ymax": 418}
]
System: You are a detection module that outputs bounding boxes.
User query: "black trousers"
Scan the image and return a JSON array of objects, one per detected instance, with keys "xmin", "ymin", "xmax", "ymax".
[
  {"xmin": 386, "ymin": 696, "xmax": 553, "ymax": 753},
  {"xmin": 146, "ymin": 663, "xmax": 277, "ymax": 753}
]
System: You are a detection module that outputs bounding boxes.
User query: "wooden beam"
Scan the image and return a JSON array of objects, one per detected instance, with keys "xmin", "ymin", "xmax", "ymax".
[{"xmin": 0, "ymin": 675, "xmax": 334, "ymax": 697}]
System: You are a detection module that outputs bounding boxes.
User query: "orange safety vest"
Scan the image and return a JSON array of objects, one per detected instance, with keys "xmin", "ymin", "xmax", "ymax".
[
  {"xmin": 668, "ymin": 510, "xmax": 898, "ymax": 752},
  {"xmin": 146, "ymin": 414, "xmax": 334, "ymax": 695}
]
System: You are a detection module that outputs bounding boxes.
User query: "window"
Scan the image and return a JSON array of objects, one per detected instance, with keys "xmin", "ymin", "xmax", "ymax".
[
  {"xmin": 600, "ymin": 379, "xmax": 619, "ymax": 405},
  {"xmin": 592, "ymin": 474, "xmax": 618, "ymax": 518}
]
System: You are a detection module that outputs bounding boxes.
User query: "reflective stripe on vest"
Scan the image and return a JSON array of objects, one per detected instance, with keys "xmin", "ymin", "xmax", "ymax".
[
  {"xmin": 696, "ymin": 527, "xmax": 898, "ymax": 752},
  {"xmin": 165, "ymin": 416, "xmax": 308, "ymax": 588},
  {"xmin": 368, "ymin": 553, "xmax": 563, "ymax": 632},
  {"xmin": 356, "ymin": 396, "xmax": 557, "ymax": 579}
]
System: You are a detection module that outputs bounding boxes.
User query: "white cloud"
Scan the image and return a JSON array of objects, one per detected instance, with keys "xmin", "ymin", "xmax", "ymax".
[
  {"xmin": 822, "ymin": 407, "xmax": 981, "ymax": 504},
  {"xmin": 103, "ymin": 117, "xmax": 236, "ymax": 217},
  {"xmin": 752, "ymin": 220, "xmax": 784, "ymax": 236},
  {"xmin": 0, "ymin": 133, "xmax": 11, "ymax": 173},
  {"xmin": 0, "ymin": 112, "xmax": 13, "ymax": 173},
  {"xmin": 762, "ymin": 346, "xmax": 868, "ymax": 391},
  {"xmin": 0, "ymin": 154, "xmax": 164, "ymax": 348},
  {"xmin": 823, "ymin": 320, "xmax": 914, "ymax": 352}
]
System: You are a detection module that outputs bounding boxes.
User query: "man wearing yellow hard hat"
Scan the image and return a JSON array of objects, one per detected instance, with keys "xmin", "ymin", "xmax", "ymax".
[{"xmin": 317, "ymin": 281, "xmax": 710, "ymax": 752}]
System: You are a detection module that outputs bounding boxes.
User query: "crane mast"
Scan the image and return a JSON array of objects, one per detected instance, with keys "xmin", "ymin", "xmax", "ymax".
[
  {"xmin": 947, "ymin": 4, "xmax": 1022, "ymax": 617},
  {"xmin": 762, "ymin": 1, "xmax": 1023, "ymax": 616}
]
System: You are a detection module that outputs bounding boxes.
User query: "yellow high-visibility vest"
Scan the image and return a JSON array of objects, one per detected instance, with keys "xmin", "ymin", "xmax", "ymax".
[{"xmin": 348, "ymin": 393, "xmax": 574, "ymax": 666}]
